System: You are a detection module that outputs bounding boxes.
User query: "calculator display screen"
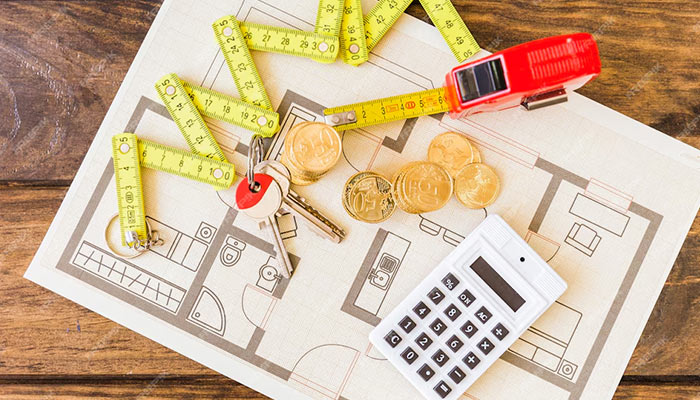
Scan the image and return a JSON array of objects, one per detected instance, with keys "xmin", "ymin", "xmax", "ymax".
[{"xmin": 470, "ymin": 257, "xmax": 525, "ymax": 312}]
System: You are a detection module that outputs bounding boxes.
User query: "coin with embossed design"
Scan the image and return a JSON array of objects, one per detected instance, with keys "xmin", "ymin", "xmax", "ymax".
[
  {"xmin": 284, "ymin": 121, "xmax": 342, "ymax": 175},
  {"xmin": 392, "ymin": 161, "xmax": 453, "ymax": 214},
  {"xmin": 428, "ymin": 132, "xmax": 481, "ymax": 177},
  {"xmin": 342, "ymin": 171, "xmax": 396, "ymax": 223},
  {"xmin": 454, "ymin": 163, "xmax": 501, "ymax": 209}
]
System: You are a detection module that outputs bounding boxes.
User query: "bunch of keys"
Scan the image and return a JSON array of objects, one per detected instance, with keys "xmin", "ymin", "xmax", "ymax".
[{"xmin": 236, "ymin": 137, "xmax": 346, "ymax": 279}]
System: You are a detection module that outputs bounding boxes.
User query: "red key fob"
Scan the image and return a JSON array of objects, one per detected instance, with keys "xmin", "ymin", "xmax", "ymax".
[{"xmin": 236, "ymin": 173, "xmax": 275, "ymax": 210}]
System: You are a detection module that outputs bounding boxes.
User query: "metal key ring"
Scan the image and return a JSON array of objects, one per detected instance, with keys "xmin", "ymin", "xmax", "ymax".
[
  {"xmin": 104, "ymin": 214, "xmax": 162, "ymax": 259},
  {"xmin": 247, "ymin": 136, "xmax": 264, "ymax": 191}
]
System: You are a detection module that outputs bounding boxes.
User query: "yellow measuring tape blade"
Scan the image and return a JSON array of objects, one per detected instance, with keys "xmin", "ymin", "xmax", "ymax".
[
  {"xmin": 419, "ymin": 0, "xmax": 480, "ymax": 62},
  {"xmin": 364, "ymin": 0, "xmax": 413, "ymax": 52},
  {"xmin": 315, "ymin": 0, "xmax": 345, "ymax": 37},
  {"xmin": 339, "ymin": 0, "xmax": 368, "ymax": 65},
  {"xmin": 213, "ymin": 16, "xmax": 274, "ymax": 110},
  {"xmin": 182, "ymin": 82, "xmax": 280, "ymax": 138},
  {"xmin": 323, "ymin": 87, "xmax": 449, "ymax": 131},
  {"xmin": 155, "ymin": 74, "xmax": 228, "ymax": 162},
  {"xmin": 112, "ymin": 133, "xmax": 148, "ymax": 247},
  {"xmin": 138, "ymin": 139, "xmax": 236, "ymax": 191},
  {"xmin": 240, "ymin": 21, "xmax": 340, "ymax": 64}
]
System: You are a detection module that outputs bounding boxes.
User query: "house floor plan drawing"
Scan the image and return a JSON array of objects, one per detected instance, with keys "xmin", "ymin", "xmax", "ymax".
[{"xmin": 25, "ymin": 1, "xmax": 700, "ymax": 400}]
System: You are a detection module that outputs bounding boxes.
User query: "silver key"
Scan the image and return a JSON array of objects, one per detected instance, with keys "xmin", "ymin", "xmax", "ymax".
[
  {"xmin": 239, "ymin": 176, "xmax": 294, "ymax": 279},
  {"xmin": 255, "ymin": 160, "xmax": 346, "ymax": 243}
]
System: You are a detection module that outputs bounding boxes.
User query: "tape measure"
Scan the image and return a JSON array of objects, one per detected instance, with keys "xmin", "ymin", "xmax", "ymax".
[
  {"xmin": 339, "ymin": 0, "xmax": 369, "ymax": 65},
  {"xmin": 112, "ymin": 133, "xmax": 148, "ymax": 247},
  {"xmin": 323, "ymin": 87, "xmax": 449, "ymax": 131},
  {"xmin": 419, "ymin": 0, "xmax": 480, "ymax": 62},
  {"xmin": 315, "ymin": 0, "xmax": 345, "ymax": 37},
  {"xmin": 182, "ymin": 82, "xmax": 279, "ymax": 137},
  {"xmin": 138, "ymin": 139, "xmax": 236, "ymax": 191},
  {"xmin": 155, "ymin": 74, "xmax": 228, "ymax": 162},
  {"xmin": 240, "ymin": 21, "xmax": 340, "ymax": 64},
  {"xmin": 363, "ymin": 0, "xmax": 413, "ymax": 52},
  {"xmin": 213, "ymin": 16, "xmax": 274, "ymax": 110}
]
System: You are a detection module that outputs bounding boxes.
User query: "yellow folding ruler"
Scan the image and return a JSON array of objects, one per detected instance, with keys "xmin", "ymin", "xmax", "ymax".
[
  {"xmin": 324, "ymin": 87, "xmax": 449, "ymax": 131},
  {"xmin": 419, "ymin": 0, "xmax": 480, "ymax": 62},
  {"xmin": 138, "ymin": 139, "xmax": 236, "ymax": 191},
  {"xmin": 240, "ymin": 21, "xmax": 340, "ymax": 64},
  {"xmin": 339, "ymin": 0, "xmax": 368, "ymax": 65},
  {"xmin": 315, "ymin": 0, "xmax": 345, "ymax": 37},
  {"xmin": 363, "ymin": 0, "xmax": 413, "ymax": 52},
  {"xmin": 112, "ymin": 133, "xmax": 148, "ymax": 246}
]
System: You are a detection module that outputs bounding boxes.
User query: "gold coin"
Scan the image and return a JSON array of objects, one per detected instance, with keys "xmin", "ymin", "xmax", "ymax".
[
  {"xmin": 394, "ymin": 162, "xmax": 453, "ymax": 214},
  {"xmin": 284, "ymin": 122, "xmax": 342, "ymax": 174},
  {"xmin": 454, "ymin": 163, "xmax": 501, "ymax": 209},
  {"xmin": 342, "ymin": 172, "xmax": 396, "ymax": 223},
  {"xmin": 280, "ymin": 153, "xmax": 321, "ymax": 186},
  {"xmin": 428, "ymin": 132, "xmax": 480, "ymax": 177}
]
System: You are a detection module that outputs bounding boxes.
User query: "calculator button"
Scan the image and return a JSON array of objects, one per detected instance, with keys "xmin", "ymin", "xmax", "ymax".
[
  {"xmin": 431, "ymin": 349, "xmax": 449, "ymax": 367},
  {"xmin": 445, "ymin": 335, "xmax": 464, "ymax": 353},
  {"xmin": 415, "ymin": 332, "xmax": 434, "ymax": 350},
  {"xmin": 474, "ymin": 306, "xmax": 493, "ymax": 324},
  {"xmin": 492, "ymin": 323, "xmax": 509, "ymax": 340},
  {"xmin": 443, "ymin": 303, "xmax": 462, "ymax": 321},
  {"xmin": 457, "ymin": 289, "xmax": 476, "ymax": 307},
  {"xmin": 441, "ymin": 273, "xmax": 460, "ymax": 290},
  {"xmin": 417, "ymin": 363, "xmax": 436, "ymax": 381},
  {"xmin": 400, "ymin": 347, "xmax": 419, "ymax": 365},
  {"xmin": 448, "ymin": 366, "xmax": 466, "ymax": 384},
  {"xmin": 429, "ymin": 318, "xmax": 448, "ymax": 336},
  {"xmin": 463, "ymin": 351, "xmax": 481, "ymax": 369},
  {"xmin": 413, "ymin": 301, "xmax": 431, "ymax": 319},
  {"xmin": 427, "ymin": 287, "xmax": 446, "ymax": 305},
  {"xmin": 460, "ymin": 320, "xmax": 478, "ymax": 338},
  {"xmin": 399, "ymin": 316, "xmax": 417, "ymax": 333},
  {"xmin": 478, "ymin": 337, "xmax": 494, "ymax": 355},
  {"xmin": 433, "ymin": 380, "xmax": 452, "ymax": 398},
  {"xmin": 384, "ymin": 330, "xmax": 402, "ymax": 348}
]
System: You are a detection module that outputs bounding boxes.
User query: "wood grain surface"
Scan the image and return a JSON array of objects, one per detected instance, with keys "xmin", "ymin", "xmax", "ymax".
[{"xmin": 0, "ymin": 0, "xmax": 698, "ymax": 399}]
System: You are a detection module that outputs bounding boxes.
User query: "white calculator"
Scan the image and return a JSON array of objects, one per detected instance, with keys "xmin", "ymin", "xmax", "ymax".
[{"xmin": 369, "ymin": 215, "xmax": 567, "ymax": 400}]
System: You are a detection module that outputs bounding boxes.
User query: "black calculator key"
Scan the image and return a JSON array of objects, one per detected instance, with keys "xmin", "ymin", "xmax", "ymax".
[
  {"xmin": 415, "ymin": 332, "xmax": 434, "ymax": 350},
  {"xmin": 460, "ymin": 320, "xmax": 478, "ymax": 338},
  {"xmin": 429, "ymin": 318, "xmax": 448, "ymax": 336},
  {"xmin": 441, "ymin": 273, "xmax": 460, "ymax": 290},
  {"xmin": 427, "ymin": 287, "xmax": 446, "ymax": 305},
  {"xmin": 463, "ymin": 351, "xmax": 481, "ymax": 369},
  {"xmin": 431, "ymin": 349, "xmax": 449, "ymax": 367},
  {"xmin": 492, "ymin": 323, "xmax": 509, "ymax": 340},
  {"xmin": 413, "ymin": 301, "xmax": 431, "ymax": 319},
  {"xmin": 457, "ymin": 289, "xmax": 476, "ymax": 307},
  {"xmin": 478, "ymin": 337, "xmax": 494, "ymax": 355},
  {"xmin": 433, "ymin": 380, "xmax": 452, "ymax": 398},
  {"xmin": 384, "ymin": 330, "xmax": 402, "ymax": 348},
  {"xmin": 474, "ymin": 306, "xmax": 493, "ymax": 324},
  {"xmin": 446, "ymin": 335, "xmax": 464, "ymax": 353},
  {"xmin": 417, "ymin": 363, "xmax": 436, "ymax": 381},
  {"xmin": 399, "ymin": 316, "xmax": 417, "ymax": 333},
  {"xmin": 448, "ymin": 366, "xmax": 466, "ymax": 384},
  {"xmin": 400, "ymin": 347, "xmax": 418, "ymax": 365},
  {"xmin": 443, "ymin": 303, "xmax": 462, "ymax": 321}
]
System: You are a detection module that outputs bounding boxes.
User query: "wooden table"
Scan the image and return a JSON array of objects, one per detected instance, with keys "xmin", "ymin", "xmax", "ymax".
[{"xmin": 1, "ymin": 1, "xmax": 698, "ymax": 399}]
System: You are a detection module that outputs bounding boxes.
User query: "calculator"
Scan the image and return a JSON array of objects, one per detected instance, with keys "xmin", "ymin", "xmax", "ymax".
[{"xmin": 369, "ymin": 215, "xmax": 567, "ymax": 400}]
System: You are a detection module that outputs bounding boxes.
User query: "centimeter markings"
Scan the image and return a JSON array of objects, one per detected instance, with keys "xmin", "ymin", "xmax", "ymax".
[
  {"xmin": 155, "ymin": 74, "xmax": 228, "ymax": 162},
  {"xmin": 419, "ymin": 0, "xmax": 480, "ymax": 62},
  {"xmin": 213, "ymin": 16, "xmax": 273, "ymax": 110},
  {"xmin": 138, "ymin": 139, "xmax": 236, "ymax": 191},
  {"xmin": 339, "ymin": 0, "xmax": 368, "ymax": 65},
  {"xmin": 364, "ymin": 0, "xmax": 413, "ymax": 52},
  {"xmin": 324, "ymin": 87, "xmax": 450, "ymax": 131},
  {"xmin": 112, "ymin": 133, "xmax": 148, "ymax": 247},
  {"xmin": 315, "ymin": 0, "xmax": 345, "ymax": 37},
  {"xmin": 182, "ymin": 82, "xmax": 280, "ymax": 138},
  {"xmin": 240, "ymin": 21, "xmax": 340, "ymax": 64}
]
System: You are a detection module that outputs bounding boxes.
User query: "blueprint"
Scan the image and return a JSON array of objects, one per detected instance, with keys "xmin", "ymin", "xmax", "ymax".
[{"xmin": 24, "ymin": 0, "xmax": 700, "ymax": 399}]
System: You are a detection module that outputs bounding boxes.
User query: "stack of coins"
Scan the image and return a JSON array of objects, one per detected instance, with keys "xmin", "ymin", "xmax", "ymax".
[
  {"xmin": 391, "ymin": 161, "xmax": 453, "ymax": 214},
  {"xmin": 281, "ymin": 122, "xmax": 342, "ymax": 185},
  {"xmin": 342, "ymin": 171, "xmax": 396, "ymax": 223}
]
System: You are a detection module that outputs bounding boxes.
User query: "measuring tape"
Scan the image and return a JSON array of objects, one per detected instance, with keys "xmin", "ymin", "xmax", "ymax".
[
  {"xmin": 155, "ymin": 74, "xmax": 228, "ymax": 162},
  {"xmin": 419, "ymin": 0, "xmax": 480, "ymax": 62},
  {"xmin": 213, "ymin": 16, "xmax": 274, "ymax": 110},
  {"xmin": 182, "ymin": 81, "xmax": 279, "ymax": 137},
  {"xmin": 323, "ymin": 87, "xmax": 449, "ymax": 131},
  {"xmin": 364, "ymin": 0, "xmax": 413, "ymax": 52},
  {"xmin": 339, "ymin": 0, "xmax": 369, "ymax": 65},
  {"xmin": 112, "ymin": 133, "xmax": 148, "ymax": 247},
  {"xmin": 138, "ymin": 139, "xmax": 236, "ymax": 191},
  {"xmin": 316, "ymin": 0, "xmax": 345, "ymax": 37}
]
